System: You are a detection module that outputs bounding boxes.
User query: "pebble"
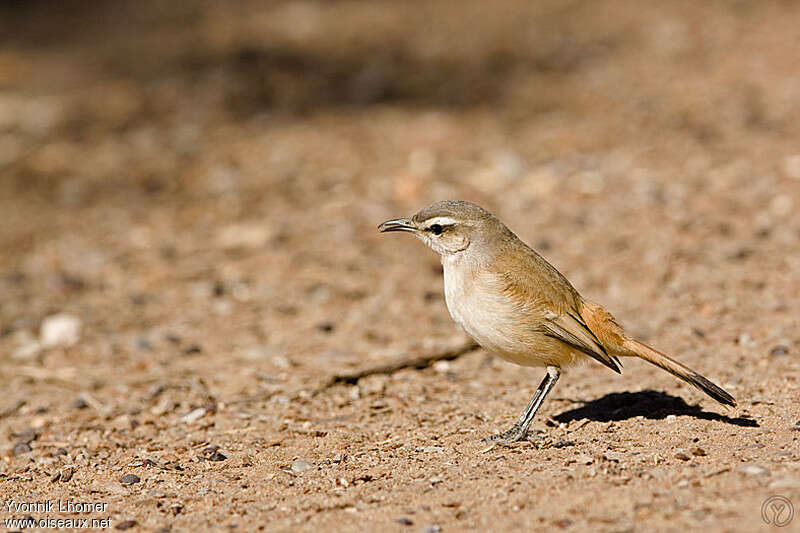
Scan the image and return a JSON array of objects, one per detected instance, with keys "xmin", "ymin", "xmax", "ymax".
[
  {"xmin": 183, "ymin": 344, "xmax": 203, "ymax": 355},
  {"xmin": 181, "ymin": 407, "xmax": 207, "ymax": 424},
  {"xmin": 395, "ymin": 517, "xmax": 413, "ymax": 526},
  {"xmin": 135, "ymin": 336, "xmax": 153, "ymax": 351},
  {"xmin": 691, "ymin": 447, "xmax": 707, "ymax": 457},
  {"xmin": 291, "ymin": 460, "xmax": 314, "ymax": 473},
  {"xmin": 432, "ymin": 361, "xmax": 451, "ymax": 373},
  {"xmin": 12, "ymin": 442, "xmax": 32, "ymax": 455},
  {"xmin": 72, "ymin": 397, "xmax": 89, "ymax": 409},
  {"xmin": 422, "ymin": 446, "xmax": 444, "ymax": 453},
  {"xmin": 40, "ymin": 313, "xmax": 82, "ymax": 348},
  {"xmin": 119, "ymin": 474, "xmax": 140, "ymax": 485},
  {"xmin": 215, "ymin": 222, "xmax": 272, "ymax": 250},
  {"xmin": 769, "ymin": 345, "xmax": 789, "ymax": 356},
  {"xmin": 115, "ymin": 520, "xmax": 137, "ymax": 530},
  {"xmin": 675, "ymin": 452, "xmax": 691, "ymax": 461},
  {"xmin": 425, "ymin": 526, "xmax": 442, "ymax": 533},
  {"xmin": 736, "ymin": 333, "xmax": 755, "ymax": 348},
  {"xmin": 737, "ymin": 464, "xmax": 770, "ymax": 476}
]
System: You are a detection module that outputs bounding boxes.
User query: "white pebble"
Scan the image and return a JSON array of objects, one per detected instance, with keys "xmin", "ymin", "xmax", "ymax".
[
  {"xmin": 181, "ymin": 407, "xmax": 207, "ymax": 424},
  {"xmin": 432, "ymin": 361, "xmax": 451, "ymax": 373},
  {"xmin": 737, "ymin": 464, "xmax": 770, "ymax": 476},
  {"xmin": 291, "ymin": 460, "xmax": 314, "ymax": 473},
  {"xmin": 40, "ymin": 313, "xmax": 82, "ymax": 348}
]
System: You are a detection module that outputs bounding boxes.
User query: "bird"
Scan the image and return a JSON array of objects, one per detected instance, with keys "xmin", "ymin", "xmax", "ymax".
[{"xmin": 379, "ymin": 200, "xmax": 736, "ymax": 443}]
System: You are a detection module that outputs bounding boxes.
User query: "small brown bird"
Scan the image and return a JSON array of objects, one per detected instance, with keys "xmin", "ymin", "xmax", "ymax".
[{"xmin": 379, "ymin": 200, "xmax": 735, "ymax": 443}]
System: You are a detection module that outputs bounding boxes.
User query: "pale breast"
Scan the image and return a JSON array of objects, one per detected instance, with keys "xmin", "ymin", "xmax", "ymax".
[
  {"xmin": 443, "ymin": 257, "xmax": 529, "ymax": 361},
  {"xmin": 441, "ymin": 255, "xmax": 578, "ymax": 368}
]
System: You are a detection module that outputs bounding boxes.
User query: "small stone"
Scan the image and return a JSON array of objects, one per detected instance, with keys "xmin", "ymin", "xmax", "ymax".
[
  {"xmin": 737, "ymin": 464, "xmax": 770, "ymax": 476},
  {"xmin": 291, "ymin": 460, "xmax": 314, "ymax": 473},
  {"xmin": 675, "ymin": 452, "xmax": 691, "ymax": 461},
  {"xmin": 72, "ymin": 397, "xmax": 89, "ymax": 409},
  {"xmin": 665, "ymin": 415, "xmax": 677, "ymax": 424},
  {"xmin": 769, "ymin": 345, "xmax": 789, "ymax": 356},
  {"xmin": 316, "ymin": 322, "xmax": 334, "ymax": 333},
  {"xmin": 119, "ymin": 474, "xmax": 140, "ymax": 485},
  {"xmin": 422, "ymin": 446, "xmax": 444, "ymax": 453},
  {"xmin": 207, "ymin": 451, "xmax": 227, "ymax": 462},
  {"xmin": 40, "ymin": 313, "xmax": 82, "ymax": 348},
  {"xmin": 12, "ymin": 442, "xmax": 32, "ymax": 455},
  {"xmin": 424, "ymin": 526, "xmax": 442, "ymax": 533},
  {"xmin": 135, "ymin": 336, "xmax": 153, "ymax": 351},
  {"xmin": 691, "ymin": 447, "xmax": 707, "ymax": 457},
  {"xmin": 115, "ymin": 520, "xmax": 137, "ymax": 530},
  {"xmin": 215, "ymin": 223, "xmax": 272, "ymax": 250},
  {"xmin": 432, "ymin": 361, "xmax": 451, "ymax": 373},
  {"xmin": 181, "ymin": 407, "xmax": 206, "ymax": 424},
  {"xmin": 183, "ymin": 344, "xmax": 203, "ymax": 355},
  {"xmin": 395, "ymin": 517, "xmax": 413, "ymax": 526},
  {"xmin": 60, "ymin": 467, "xmax": 74, "ymax": 482},
  {"xmin": 553, "ymin": 440, "xmax": 575, "ymax": 449}
]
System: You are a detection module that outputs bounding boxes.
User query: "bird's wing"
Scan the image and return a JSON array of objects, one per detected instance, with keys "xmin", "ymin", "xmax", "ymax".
[
  {"xmin": 541, "ymin": 311, "xmax": 622, "ymax": 373},
  {"xmin": 489, "ymin": 247, "xmax": 622, "ymax": 373}
]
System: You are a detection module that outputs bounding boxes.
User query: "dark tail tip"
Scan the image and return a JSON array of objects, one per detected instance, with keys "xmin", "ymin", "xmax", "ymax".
[{"xmin": 688, "ymin": 372, "xmax": 737, "ymax": 407}]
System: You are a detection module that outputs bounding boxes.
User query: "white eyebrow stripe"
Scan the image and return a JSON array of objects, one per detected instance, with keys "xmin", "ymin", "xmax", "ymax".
[{"xmin": 424, "ymin": 217, "xmax": 458, "ymax": 227}]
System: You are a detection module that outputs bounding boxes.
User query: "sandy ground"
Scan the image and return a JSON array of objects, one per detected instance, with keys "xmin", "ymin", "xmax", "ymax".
[{"xmin": 1, "ymin": 1, "xmax": 799, "ymax": 531}]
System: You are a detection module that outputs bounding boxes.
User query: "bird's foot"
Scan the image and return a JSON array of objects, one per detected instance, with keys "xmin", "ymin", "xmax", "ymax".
[{"xmin": 484, "ymin": 424, "xmax": 527, "ymax": 444}]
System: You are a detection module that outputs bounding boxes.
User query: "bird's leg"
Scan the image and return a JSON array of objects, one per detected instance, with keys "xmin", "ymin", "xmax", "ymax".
[{"xmin": 486, "ymin": 366, "xmax": 561, "ymax": 444}]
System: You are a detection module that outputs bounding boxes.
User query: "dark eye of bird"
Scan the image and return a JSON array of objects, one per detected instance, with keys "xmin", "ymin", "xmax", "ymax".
[{"xmin": 429, "ymin": 224, "xmax": 443, "ymax": 235}]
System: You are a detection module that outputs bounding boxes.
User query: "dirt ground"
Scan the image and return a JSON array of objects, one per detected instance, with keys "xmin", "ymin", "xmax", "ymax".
[{"xmin": 1, "ymin": 1, "xmax": 799, "ymax": 531}]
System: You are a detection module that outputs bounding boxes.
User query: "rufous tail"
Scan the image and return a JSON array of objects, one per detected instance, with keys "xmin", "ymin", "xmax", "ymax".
[{"xmin": 621, "ymin": 338, "xmax": 736, "ymax": 407}]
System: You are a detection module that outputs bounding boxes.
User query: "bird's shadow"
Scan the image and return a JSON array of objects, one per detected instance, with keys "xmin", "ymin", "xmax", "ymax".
[{"xmin": 553, "ymin": 390, "xmax": 758, "ymax": 427}]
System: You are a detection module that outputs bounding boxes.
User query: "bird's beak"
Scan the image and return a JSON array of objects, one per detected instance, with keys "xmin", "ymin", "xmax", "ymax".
[{"xmin": 378, "ymin": 218, "xmax": 416, "ymax": 233}]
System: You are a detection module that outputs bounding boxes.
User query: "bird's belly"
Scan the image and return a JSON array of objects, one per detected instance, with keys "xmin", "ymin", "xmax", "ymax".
[
  {"xmin": 445, "ymin": 270, "xmax": 574, "ymax": 366},
  {"xmin": 443, "ymin": 264, "xmax": 578, "ymax": 368}
]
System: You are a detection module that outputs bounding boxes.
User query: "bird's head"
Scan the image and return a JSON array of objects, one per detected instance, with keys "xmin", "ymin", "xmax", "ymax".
[{"xmin": 379, "ymin": 200, "xmax": 505, "ymax": 257}]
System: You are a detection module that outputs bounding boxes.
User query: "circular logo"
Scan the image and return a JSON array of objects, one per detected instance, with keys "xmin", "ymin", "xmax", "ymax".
[{"xmin": 762, "ymin": 495, "xmax": 794, "ymax": 527}]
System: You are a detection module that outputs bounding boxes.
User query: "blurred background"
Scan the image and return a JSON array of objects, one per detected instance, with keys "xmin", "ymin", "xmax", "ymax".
[
  {"xmin": 1, "ymin": 1, "xmax": 799, "ymax": 530},
  {"xmin": 2, "ymin": 0, "xmax": 798, "ymax": 378}
]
